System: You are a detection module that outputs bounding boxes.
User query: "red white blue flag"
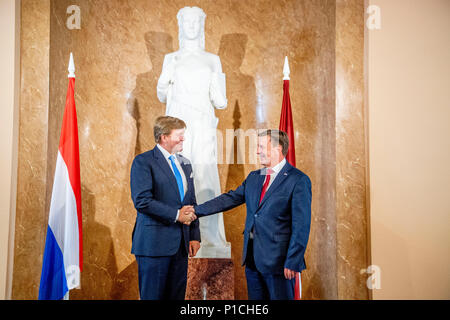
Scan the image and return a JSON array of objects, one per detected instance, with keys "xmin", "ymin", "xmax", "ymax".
[{"xmin": 39, "ymin": 53, "xmax": 82, "ymax": 300}]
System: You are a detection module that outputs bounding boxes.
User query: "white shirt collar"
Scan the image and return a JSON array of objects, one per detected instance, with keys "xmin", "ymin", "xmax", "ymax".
[
  {"xmin": 157, "ymin": 144, "xmax": 174, "ymax": 160},
  {"xmin": 268, "ymin": 158, "xmax": 286, "ymax": 174}
]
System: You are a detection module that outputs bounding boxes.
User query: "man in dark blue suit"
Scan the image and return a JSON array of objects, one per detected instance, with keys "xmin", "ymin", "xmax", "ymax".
[
  {"xmin": 130, "ymin": 116, "xmax": 200, "ymax": 300},
  {"xmin": 194, "ymin": 129, "xmax": 311, "ymax": 300}
]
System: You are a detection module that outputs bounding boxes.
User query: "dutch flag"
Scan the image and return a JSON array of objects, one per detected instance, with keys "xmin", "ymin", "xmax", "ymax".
[{"xmin": 38, "ymin": 53, "xmax": 82, "ymax": 300}]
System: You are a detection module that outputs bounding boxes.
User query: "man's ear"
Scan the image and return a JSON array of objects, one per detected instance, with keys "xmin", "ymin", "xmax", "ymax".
[{"xmin": 276, "ymin": 144, "xmax": 284, "ymax": 156}]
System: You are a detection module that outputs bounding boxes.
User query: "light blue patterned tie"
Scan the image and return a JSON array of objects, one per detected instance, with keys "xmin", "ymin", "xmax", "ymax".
[{"xmin": 169, "ymin": 155, "xmax": 184, "ymax": 202}]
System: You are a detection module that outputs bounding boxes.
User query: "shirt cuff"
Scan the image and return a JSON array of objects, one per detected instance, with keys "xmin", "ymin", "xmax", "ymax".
[{"xmin": 175, "ymin": 209, "xmax": 180, "ymax": 223}]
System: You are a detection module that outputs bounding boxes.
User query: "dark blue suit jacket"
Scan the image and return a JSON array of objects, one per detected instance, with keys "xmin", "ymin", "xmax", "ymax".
[
  {"xmin": 130, "ymin": 146, "xmax": 201, "ymax": 257},
  {"xmin": 195, "ymin": 162, "xmax": 311, "ymax": 275}
]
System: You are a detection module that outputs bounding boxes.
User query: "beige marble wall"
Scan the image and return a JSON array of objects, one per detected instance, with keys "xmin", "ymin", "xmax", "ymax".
[
  {"xmin": 335, "ymin": 0, "xmax": 370, "ymax": 299},
  {"xmin": 13, "ymin": 0, "xmax": 369, "ymax": 299},
  {"xmin": 12, "ymin": 0, "xmax": 50, "ymax": 300}
]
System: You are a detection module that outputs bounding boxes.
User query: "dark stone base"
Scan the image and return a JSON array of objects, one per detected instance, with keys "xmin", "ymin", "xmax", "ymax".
[{"xmin": 185, "ymin": 258, "xmax": 234, "ymax": 300}]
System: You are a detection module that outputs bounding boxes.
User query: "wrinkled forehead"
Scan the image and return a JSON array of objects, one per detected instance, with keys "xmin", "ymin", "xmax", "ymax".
[{"xmin": 169, "ymin": 128, "xmax": 185, "ymax": 136}]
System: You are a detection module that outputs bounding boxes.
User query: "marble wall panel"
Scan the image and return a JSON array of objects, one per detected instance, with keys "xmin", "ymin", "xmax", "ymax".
[
  {"xmin": 11, "ymin": 0, "xmax": 50, "ymax": 300},
  {"xmin": 335, "ymin": 0, "xmax": 370, "ymax": 299},
  {"xmin": 13, "ymin": 0, "xmax": 369, "ymax": 300}
]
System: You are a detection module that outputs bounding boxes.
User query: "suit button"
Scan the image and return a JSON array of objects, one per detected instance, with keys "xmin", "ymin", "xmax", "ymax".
[{"xmin": 254, "ymin": 214, "xmax": 258, "ymax": 218}]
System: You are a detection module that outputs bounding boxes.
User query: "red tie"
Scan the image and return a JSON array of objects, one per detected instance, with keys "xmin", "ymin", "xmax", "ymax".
[{"xmin": 259, "ymin": 168, "xmax": 274, "ymax": 204}]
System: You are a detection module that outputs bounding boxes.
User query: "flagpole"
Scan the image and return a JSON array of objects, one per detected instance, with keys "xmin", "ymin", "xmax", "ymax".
[
  {"xmin": 68, "ymin": 52, "xmax": 75, "ymax": 78},
  {"xmin": 64, "ymin": 52, "xmax": 76, "ymax": 302},
  {"xmin": 69, "ymin": 52, "xmax": 75, "ymax": 302},
  {"xmin": 283, "ymin": 56, "xmax": 290, "ymax": 80}
]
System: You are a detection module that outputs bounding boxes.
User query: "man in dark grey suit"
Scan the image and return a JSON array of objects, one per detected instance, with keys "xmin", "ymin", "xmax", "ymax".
[{"xmin": 130, "ymin": 116, "xmax": 200, "ymax": 300}]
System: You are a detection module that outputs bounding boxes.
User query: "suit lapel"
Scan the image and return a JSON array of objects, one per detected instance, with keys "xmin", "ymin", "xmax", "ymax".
[
  {"xmin": 257, "ymin": 162, "xmax": 293, "ymax": 210},
  {"xmin": 177, "ymin": 154, "xmax": 192, "ymax": 199},
  {"xmin": 152, "ymin": 146, "xmax": 180, "ymax": 199},
  {"xmin": 176, "ymin": 154, "xmax": 191, "ymax": 181}
]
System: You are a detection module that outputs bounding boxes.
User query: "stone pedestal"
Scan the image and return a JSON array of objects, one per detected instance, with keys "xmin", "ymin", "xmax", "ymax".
[{"xmin": 185, "ymin": 258, "xmax": 234, "ymax": 300}]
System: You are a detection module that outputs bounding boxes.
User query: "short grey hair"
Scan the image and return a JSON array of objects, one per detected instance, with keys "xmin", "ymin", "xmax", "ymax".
[{"xmin": 258, "ymin": 129, "xmax": 289, "ymax": 156}]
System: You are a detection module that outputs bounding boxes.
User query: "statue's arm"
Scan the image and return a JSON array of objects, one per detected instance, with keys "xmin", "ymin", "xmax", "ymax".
[
  {"xmin": 156, "ymin": 54, "xmax": 175, "ymax": 104},
  {"xmin": 210, "ymin": 55, "xmax": 227, "ymax": 109}
]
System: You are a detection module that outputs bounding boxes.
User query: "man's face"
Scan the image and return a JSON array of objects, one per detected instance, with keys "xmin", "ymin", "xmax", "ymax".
[
  {"xmin": 257, "ymin": 135, "xmax": 283, "ymax": 167},
  {"xmin": 182, "ymin": 12, "xmax": 201, "ymax": 40},
  {"xmin": 257, "ymin": 135, "xmax": 272, "ymax": 167},
  {"xmin": 162, "ymin": 128, "xmax": 185, "ymax": 154}
]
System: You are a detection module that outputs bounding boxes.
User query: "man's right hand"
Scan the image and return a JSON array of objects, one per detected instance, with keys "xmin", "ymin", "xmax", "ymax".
[{"xmin": 177, "ymin": 205, "xmax": 197, "ymax": 225}]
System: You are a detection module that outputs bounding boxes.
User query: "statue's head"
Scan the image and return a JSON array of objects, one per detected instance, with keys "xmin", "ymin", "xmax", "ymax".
[{"xmin": 177, "ymin": 6, "xmax": 206, "ymax": 49}]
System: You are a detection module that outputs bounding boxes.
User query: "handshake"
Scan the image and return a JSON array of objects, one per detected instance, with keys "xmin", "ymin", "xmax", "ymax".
[{"xmin": 177, "ymin": 205, "xmax": 197, "ymax": 225}]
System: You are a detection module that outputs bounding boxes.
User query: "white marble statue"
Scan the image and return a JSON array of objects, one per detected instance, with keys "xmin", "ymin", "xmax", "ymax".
[{"xmin": 157, "ymin": 6, "xmax": 230, "ymax": 258}]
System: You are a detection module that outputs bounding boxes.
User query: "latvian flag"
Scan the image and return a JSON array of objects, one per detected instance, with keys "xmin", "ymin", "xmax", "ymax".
[
  {"xmin": 279, "ymin": 56, "xmax": 302, "ymax": 300},
  {"xmin": 38, "ymin": 53, "xmax": 82, "ymax": 300}
]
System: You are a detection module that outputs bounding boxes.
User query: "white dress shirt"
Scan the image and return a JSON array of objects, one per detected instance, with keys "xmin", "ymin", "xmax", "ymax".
[
  {"xmin": 157, "ymin": 144, "xmax": 188, "ymax": 222},
  {"xmin": 264, "ymin": 158, "xmax": 286, "ymax": 191}
]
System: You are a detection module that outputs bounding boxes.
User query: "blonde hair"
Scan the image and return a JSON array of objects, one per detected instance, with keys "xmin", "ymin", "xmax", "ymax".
[{"xmin": 154, "ymin": 116, "xmax": 186, "ymax": 143}]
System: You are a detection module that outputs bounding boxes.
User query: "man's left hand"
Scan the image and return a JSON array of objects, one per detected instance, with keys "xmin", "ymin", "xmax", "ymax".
[
  {"xmin": 284, "ymin": 268, "xmax": 298, "ymax": 280},
  {"xmin": 189, "ymin": 241, "xmax": 200, "ymax": 257}
]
